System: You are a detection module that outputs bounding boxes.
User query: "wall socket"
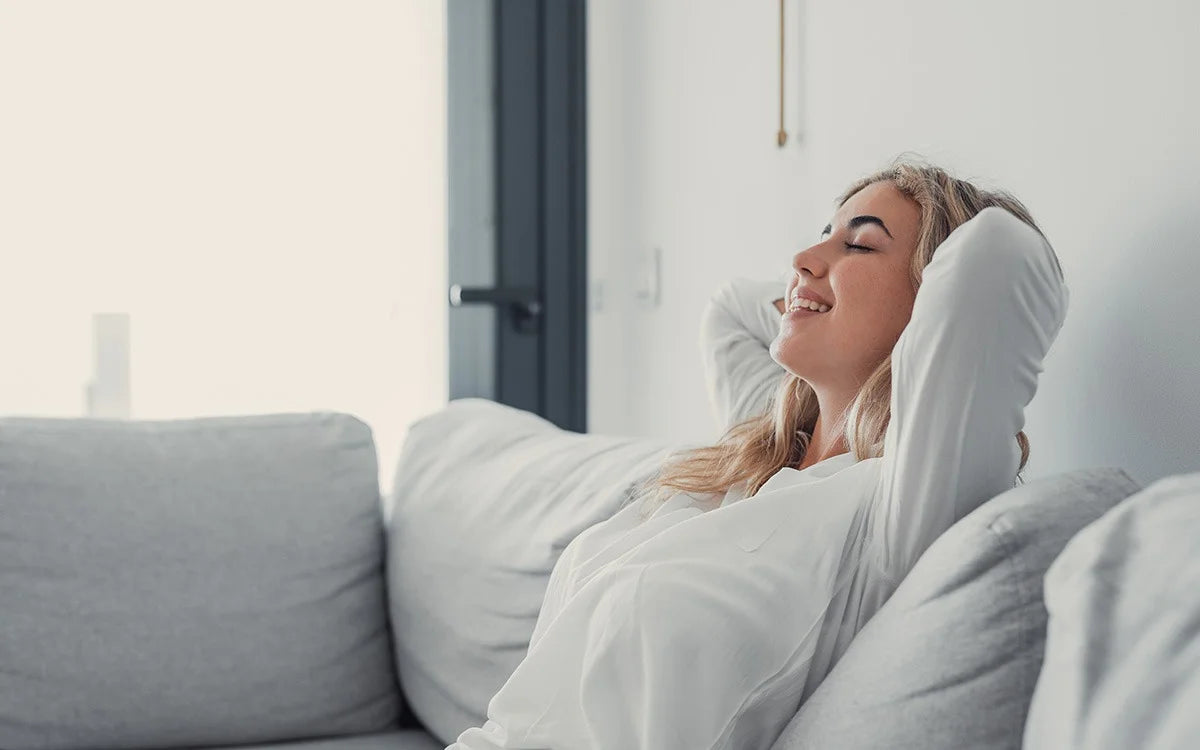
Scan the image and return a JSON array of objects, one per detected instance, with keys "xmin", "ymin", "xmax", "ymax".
[{"xmin": 634, "ymin": 247, "xmax": 662, "ymax": 308}]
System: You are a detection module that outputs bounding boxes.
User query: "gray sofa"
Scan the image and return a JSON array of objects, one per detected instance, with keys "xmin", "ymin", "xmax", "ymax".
[{"xmin": 0, "ymin": 399, "xmax": 1188, "ymax": 749}]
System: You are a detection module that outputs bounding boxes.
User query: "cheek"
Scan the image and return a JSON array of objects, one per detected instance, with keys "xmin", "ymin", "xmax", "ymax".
[
  {"xmin": 856, "ymin": 309, "xmax": 910, "ymax": 358},
  {"xmin": 839, "ymin": 281, "xmax": 916, "ymax": 357},
  {"xmin": 770, "ymin": 275, "xmax": 916, "ymax": 373}
]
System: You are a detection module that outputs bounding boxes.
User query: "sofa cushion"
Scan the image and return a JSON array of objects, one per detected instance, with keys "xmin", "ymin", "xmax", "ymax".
[
  {"xmin": 196, "ymin": 729, "xmax": 444, "ymax": 750},
  {"xmin": 1023, "ymin": 471, "xmax": 1200, "ymax": 750},
  {"xmin": 0, "ymin": 413, "xmax": 404, "ymax": 750},
  {"xmin": 771, "ymin": 467, "xmax": 1141, "ymax": 750},
  {"xmin": 386, "ymin": 398, "xmax": 676, "ymax": 745}
]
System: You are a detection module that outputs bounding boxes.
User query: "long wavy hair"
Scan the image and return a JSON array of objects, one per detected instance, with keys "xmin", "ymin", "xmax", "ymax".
[{"xmin": 640, "ymin": 157, "xmax": 1054, "ymax": 511}]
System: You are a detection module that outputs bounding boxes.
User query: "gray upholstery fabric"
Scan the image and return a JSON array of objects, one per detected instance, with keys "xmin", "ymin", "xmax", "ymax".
[
  {"xmin": 1023, "ymin": 471, "xmax": 1200, "ymax": 750},
  {"xmin": 771, "ymin": 467, "xmax": 1142, "ymax": 750},
  {"xmin": 386, "ymin": 398, "xmax": 675, "ymax": 745},
  {"xmin": 0, "ymin": 413, "xmax": 404, "ymax": 750},
  {"xmin": 199, "ymin": 729, "xmax": 444, "ymax": 750}
]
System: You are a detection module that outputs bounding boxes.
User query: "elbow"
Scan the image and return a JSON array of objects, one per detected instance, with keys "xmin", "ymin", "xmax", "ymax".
[
  {"xmin": 968, "ymin": 207, "xmax": 1065, "ymax": 284},
  {"xmin": 698, "ymin": 280, "xmax": 740, "ymax": 342},
  {"xmin": 933, "ymin": 208, "xmax": 1068, "ymax": 321},
  {"xmin": 708, "ymin": 279, "xmax": 741, "ymax": 314}
]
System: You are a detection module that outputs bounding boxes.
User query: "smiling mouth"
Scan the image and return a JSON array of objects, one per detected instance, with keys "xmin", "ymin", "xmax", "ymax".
[
  {"xmin": 787, "ymin": 285, "xmax": 833, "ymax": 313},
  {"xmin": 786, "ymin": 297, "xmax": 832, "ymax": 314},
  {"xmin": 783, "ymin": 306, "xmax": 826, "ymax": 318}
]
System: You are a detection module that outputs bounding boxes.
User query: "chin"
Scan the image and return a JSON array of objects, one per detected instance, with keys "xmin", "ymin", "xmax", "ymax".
[
  {"xmin": 771, "ymin": 340, "xmax": 808, "ymax": 375},
  {"xmin": 775, "ymin": 359, "xmax": 809, "ymax": 382}
]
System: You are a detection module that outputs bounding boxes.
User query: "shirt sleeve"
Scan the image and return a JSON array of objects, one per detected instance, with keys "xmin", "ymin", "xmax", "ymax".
[
  {"xmin": 526, "ymin": 531, "xmax": 579, "ymax": 648},
  {"xmin": 447, "ymin": 561, "xmax": 781, "ymax": 750},
  {"xmin": 867, "ymin": 206, "xmax": 1070, "ymax": 579},
  {"xmin": 700, "ymin": 276, "xmax": 792, "ymax": 434}
]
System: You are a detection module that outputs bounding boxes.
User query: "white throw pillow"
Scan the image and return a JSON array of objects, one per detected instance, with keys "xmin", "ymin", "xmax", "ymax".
[{"xmin": 385, "ymin": 398, "xmax": 676, "ymax": 745}]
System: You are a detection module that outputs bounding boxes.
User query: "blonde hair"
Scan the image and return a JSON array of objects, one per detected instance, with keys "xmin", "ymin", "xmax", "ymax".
[{"xmin": 640, "ymin": 156, "xmax": 1055, "ymax": 510}]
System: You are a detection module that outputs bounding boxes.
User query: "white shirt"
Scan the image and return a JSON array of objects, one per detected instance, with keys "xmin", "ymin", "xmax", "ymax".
[{"xmin": 448, "ymin": 207, "xmax": 1069, "ymax": 750}]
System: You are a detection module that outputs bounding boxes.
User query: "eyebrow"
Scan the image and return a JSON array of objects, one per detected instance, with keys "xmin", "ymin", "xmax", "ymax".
[{"xmin": 821, "ymin": 215, "xmax": 894, "ymax": 240}]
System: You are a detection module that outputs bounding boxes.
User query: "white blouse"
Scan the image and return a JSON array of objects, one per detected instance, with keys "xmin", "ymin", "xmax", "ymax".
[{"xmin": 448, "ymin": 207, "xmax": 1069, "ymax": 750}]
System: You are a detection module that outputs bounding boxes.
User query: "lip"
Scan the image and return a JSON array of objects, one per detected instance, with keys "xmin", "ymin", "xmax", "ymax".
[{"xmin": 786, "ymin": 281, "xmax": 834, "ymax": 311}]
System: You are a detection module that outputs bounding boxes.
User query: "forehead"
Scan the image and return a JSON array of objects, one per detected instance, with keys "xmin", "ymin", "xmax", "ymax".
[{"xmin": 834, "ymin": 181, "xmax": 921, "ymax": 239}]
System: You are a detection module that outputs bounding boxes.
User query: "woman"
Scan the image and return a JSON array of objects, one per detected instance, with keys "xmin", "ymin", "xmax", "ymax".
[{"xmin": 449, "ymin": 160, "xmax": 1069, "ymax": 749}]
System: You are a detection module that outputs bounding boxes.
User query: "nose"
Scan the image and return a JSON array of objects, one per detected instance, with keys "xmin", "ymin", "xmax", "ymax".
[{"xmin": 791, "ymin": 241, "xmax": 829, "ymax": 279}]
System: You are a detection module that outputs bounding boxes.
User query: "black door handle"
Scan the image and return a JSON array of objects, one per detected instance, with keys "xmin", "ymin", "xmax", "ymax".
[{"xmin": 448, "ymin": 285, "xmax": 542, "ymax": 333}]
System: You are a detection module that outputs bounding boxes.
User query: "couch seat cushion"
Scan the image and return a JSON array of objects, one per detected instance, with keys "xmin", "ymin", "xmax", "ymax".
[{"xmin": 196, "ymin": 729, "xmax": 444, "ymax": 750}]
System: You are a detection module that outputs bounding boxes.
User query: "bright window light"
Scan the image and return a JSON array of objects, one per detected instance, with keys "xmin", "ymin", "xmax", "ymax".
[{"xmin": 0, "ymin": 1, "xmax": 448, "ymax": 495}]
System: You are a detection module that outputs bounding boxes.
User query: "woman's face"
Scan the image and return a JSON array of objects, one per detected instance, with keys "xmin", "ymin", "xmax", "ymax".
[{"xmin": 770, "ymin": 181, "xmax": 923, "ymax": 391}]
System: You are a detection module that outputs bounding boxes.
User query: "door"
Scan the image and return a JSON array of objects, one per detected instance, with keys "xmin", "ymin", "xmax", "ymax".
[{"xmin": 446, "ymin": 0, "xmax": 587, "ymax": 433}]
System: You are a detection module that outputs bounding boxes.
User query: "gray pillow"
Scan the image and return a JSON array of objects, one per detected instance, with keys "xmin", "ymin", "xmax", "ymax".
[
  {"xmin": 0, "ymin": 413, "xmax": 404, "ymax": 750},
  {"xmin": 771, "ymin": 467, "xmax": 1141, "ymax": 750},
  {"xmin": 386, "ymin": 398, "xmax": 675, "ymax": 745},
  {"xmin": 1023, "ymin": 471, "xmax": 1200, "ymax": 750}
]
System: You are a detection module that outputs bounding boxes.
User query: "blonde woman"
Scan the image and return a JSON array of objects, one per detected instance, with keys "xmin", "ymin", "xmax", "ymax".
[{"xmin": 450, "ymin": 160, "xmax": 1070, "ymax": 750}]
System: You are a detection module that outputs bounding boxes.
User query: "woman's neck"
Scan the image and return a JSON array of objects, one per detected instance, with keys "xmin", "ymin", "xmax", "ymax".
[{"xmin": 795, "ymin": 402, "xmax": 852, "ymax": 471}]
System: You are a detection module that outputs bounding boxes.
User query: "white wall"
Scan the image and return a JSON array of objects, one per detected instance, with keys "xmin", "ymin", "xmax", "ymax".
[
  {"xmin": 588, "ymin": 0, "xmax": 1200, "ymax": 487},
  {"xmin": 587, "ymin": 0, "xmax": 816, "ymax": 442},
  {"xmin": 0, "ymin": 1, "xmax": 447, "ymax": 492}
]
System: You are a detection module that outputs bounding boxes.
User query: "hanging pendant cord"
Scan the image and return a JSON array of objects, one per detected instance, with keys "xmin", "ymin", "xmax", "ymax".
[{"xmin": 778, "ymin": 0, "xmax": 788, "ymax": 147}]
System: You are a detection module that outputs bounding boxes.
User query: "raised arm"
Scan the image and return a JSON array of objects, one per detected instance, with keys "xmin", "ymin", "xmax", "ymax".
[
  {"xmin": 868, "ymin": 207, "xmax": 1069, "ymax": 579},
  {"xmin": 700, "ymin": 277, "xmax": 791, "ymax": 434}
]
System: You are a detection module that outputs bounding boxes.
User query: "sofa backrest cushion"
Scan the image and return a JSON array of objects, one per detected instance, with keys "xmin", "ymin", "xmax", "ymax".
[
  {"xmin": 0, "ymin": 413, "xmax": 404, "ymax": 750},
  {"xmin": 1023, "ymin": 471, "xmax": 1200, "ymax": 750},
  {"xmin": 385, "ymin": 398, "xmax": 675, "ymax": 745},
  {"xmin": 771, "ymin": 466, "xmax": 1142, "ymax": 750}
]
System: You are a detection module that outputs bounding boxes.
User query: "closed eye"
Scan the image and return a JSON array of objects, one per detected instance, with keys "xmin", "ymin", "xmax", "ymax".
[{"xmin": 844, "ymin": 242, "xmax": 875, "ymax": 253}]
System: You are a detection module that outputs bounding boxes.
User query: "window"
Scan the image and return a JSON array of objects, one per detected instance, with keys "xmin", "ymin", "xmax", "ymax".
[{"xmin": 0, "ymin": 1, "xmax": 447, "ymax": 494}]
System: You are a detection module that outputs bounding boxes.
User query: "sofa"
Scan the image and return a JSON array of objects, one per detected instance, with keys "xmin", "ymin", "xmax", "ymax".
[{"xmin": 1, "ymin": 398, "xmax": 1194, "ymax": 749}]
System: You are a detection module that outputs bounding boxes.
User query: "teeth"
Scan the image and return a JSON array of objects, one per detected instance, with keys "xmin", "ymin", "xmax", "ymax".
[{"xmin": 789, "ymin": 296, "xmax": 831, "ymax": 313}]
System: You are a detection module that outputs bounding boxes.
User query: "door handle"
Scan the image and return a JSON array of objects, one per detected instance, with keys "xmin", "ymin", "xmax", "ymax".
[{"xmin": 448, "ymin": 285, "xmax": 542, "ymax": 333}]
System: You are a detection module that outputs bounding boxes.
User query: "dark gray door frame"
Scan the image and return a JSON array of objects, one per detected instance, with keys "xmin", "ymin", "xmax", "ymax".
[
  {"xmin": 447, "ymin": 0, "xmax": 587, "ymax": 433},
  {"xmin": 492, "ymin": 0, "xmax": 588, "ymax": 432}
]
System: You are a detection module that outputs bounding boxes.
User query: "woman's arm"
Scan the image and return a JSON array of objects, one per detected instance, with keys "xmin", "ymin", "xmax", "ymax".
[
  {"xmin": 700, "ymin": 277, "xmax": 791, "ymax": 433},
  {"xmin": 868, "ymin": 207, "xmax": 1070, "ymax": 579}
]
